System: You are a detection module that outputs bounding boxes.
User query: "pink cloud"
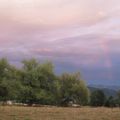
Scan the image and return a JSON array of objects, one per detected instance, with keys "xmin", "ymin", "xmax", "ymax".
[{"xmin": 0, "ymin": 0, "xmax": 120, "ymax": 84}]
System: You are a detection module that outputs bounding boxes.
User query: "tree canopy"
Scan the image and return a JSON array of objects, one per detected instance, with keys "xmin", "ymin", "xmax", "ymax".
[
  {"xmin": 90, "ymin": 90, "xmax": 106, "ymax": 106},
  {"xmin": 0, "ymin": 58, "xmax": 89, "ymax": 106}
]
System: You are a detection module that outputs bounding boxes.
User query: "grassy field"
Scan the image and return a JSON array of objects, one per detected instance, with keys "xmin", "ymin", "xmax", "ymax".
[{"xmin": 0, "ymin": 106, "xmax": 120, "ymax": 120}]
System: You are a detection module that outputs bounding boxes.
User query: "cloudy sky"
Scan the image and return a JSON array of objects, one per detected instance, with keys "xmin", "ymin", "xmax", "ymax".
[{"xmin": 0, "ymin": 0, "xmax": 120, "ymax": 85}]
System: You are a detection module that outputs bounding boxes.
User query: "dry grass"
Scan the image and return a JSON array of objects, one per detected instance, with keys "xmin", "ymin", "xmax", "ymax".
[{"xmin": 0, "ymin": 106, "xmax": 120, "ymax": 120}]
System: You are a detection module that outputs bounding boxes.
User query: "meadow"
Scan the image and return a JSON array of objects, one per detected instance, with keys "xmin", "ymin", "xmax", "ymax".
[{"xmin": 0, "ymin": 106, "xmax": 120, "ymax": 120}]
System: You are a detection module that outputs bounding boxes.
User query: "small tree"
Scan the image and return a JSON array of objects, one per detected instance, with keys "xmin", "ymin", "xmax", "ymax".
[
  {"xmin": 59, "ymin": 72, "xmax": 89, "ymax": 106},
  {"xmin": 116, "ymin": 90, "xmax": 120, "ymax": 107},
  {"xmin": 104, "ymin": 96, "xmax": 116, "ymax": 107},
  {"xmin": 90, "ymin": 90, "xmax": 106, "ymax": 107}
]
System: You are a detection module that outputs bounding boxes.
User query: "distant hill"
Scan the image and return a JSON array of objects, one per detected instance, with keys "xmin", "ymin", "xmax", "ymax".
[
  {"xmin": 87, "ymin": 84, "xmax": 120, "ymax": 97},
  {"xmin": 88, "ymin": 84, "xmax": 120, "ymax": 91}
]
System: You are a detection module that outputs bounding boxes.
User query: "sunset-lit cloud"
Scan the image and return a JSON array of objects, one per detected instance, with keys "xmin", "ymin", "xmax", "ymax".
[{"xmin": 0, "ymin": 0, "xmax": 120, "ymax": 85}]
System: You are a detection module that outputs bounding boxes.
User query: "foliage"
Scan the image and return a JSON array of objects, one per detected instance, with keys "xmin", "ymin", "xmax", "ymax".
[
  {"xmin": 116, "ymin": 90, "xmax": 120, "ymax": 106},
  {"xmin": 104, "ymin": 96, "xmax": 116, "ymax": 107},
  {"xmin": 0, "ymin": 58, "xmax": 89, "ymax": 106},
  {"xmin": 90, "ymin": 90, "xmax": 106, "ymax": 106},
  {"xmin": 59, "ymin": 72, "xmax": 89, "ymax": 106},
  {"xmin": 0, "ymin": 58, "xmax": 119, "ymax": 107}
]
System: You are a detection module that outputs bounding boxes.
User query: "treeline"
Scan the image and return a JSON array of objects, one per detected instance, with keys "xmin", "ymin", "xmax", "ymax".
[
  {"xmin": 90, "ymin": 89, "xmax": 120, "ymax": 107},
  {"xmin": 0, "ymin": 58, "xmax": 89, "ymax": 106},
  {"xmin": 0, "ymin": 58, "xmax": 120, "ymax": 107}
]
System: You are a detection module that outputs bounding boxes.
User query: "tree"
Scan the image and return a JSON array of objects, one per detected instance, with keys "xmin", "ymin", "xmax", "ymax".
[
  {"xmin": 21, "ymin": 59, "xmax": 58, "ymax": 105},
  {"xmin": 0, "ymin": 84, "xmax": 9, "ymax": 101},
  {"xmin": 90, "ymin": 90, "xmax": 106, "ymax": 106},
  {"xmin": 0, "ymin": 58, "xmax": 22, "ymax": 101},
  {"xmin": 116, "ymin": 90, "xmax": 120, "ymax": 107},
  {"xmin": 0, "ymin": 58, "xmax": 9, "ymax": 101},
  {"xmin": 59, "ymin": 72, "xmax": 89, "ymax": 106},
  {"xmin": 104, "ymin": 96, "xmax": 116, "ymax": 107},
  {"xmin": 0, "ymin": 58, "xmax": 10, "ymax": 81}
]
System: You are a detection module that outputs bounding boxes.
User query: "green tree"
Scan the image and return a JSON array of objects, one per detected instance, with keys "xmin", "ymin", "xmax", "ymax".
[
  {"xmin": 0, "ymin": 84, "xmax": 9, "ymax": 101},
  {"xmin": 59, "ymin": 72, "xmax": 89, "ymax": 106},
  {"xmin": 90, "ymin": 90, "xmax": 106, "ymax": 106},
  {"xmin": 0, "ymin": 58, "xmax": 10, "ymax": 81},
  {"xmin": 104, "ymin": 96, "xmax": 116, "ymax": 107},
  {"xmin": 0, "ymin": 58, "xmax": 22, "ymax": 101},
  {"xmin": 0, "ymin": 61, "xmax": 22, "ymax": 101},
  {"xmin": 21, "ymin": 59, "xmax": 58, "ymax": 105},
  {"xmin": 116, "ymin": 90, "xmax": 120, "ymax": 107}
]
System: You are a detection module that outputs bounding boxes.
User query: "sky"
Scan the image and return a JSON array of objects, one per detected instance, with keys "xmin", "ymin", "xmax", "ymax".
[{"xmin": 0, "ymin": 0, "xmax": 120, "ymax": 85}]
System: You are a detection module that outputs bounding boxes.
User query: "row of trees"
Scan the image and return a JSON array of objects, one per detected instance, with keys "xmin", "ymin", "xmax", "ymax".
[
  {"xmin": 0, "ymin": 58, "xmax": 89, "ymax": 106},
  {"xmin": 90, "ymin": 90, "xmax": 120, "ymax": 107},
  {"xmin": 0, "ymin": 58, "xmax": 120, "ymax": 107}
]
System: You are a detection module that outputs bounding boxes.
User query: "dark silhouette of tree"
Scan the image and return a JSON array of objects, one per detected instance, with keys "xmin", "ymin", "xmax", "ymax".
[
  {"xmin": 90, "ymin": 90, "xmax": 106, "ymax": 106},
  {"xmin": 104, "ymin": 96, "xmax": 116, "ymax": 107}
]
